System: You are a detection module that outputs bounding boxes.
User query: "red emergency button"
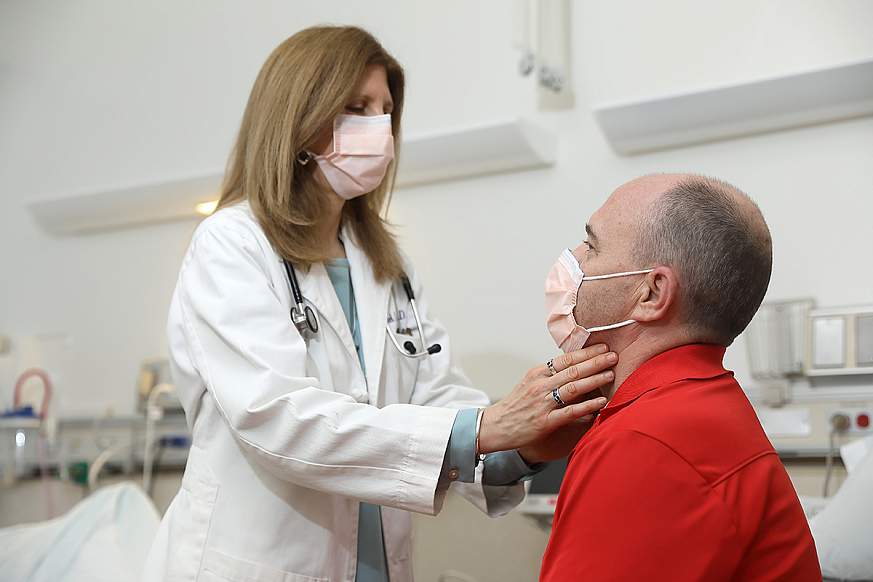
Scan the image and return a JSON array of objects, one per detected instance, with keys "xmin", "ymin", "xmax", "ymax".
[{"xmin": 857, "ymin": 413, "xmax": 870, "ymax": 428}]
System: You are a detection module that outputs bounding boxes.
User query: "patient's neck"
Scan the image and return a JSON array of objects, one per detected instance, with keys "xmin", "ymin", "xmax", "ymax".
[{"xmin": 599, "ymin": 328, "xmax": 691, "ymax": 401}]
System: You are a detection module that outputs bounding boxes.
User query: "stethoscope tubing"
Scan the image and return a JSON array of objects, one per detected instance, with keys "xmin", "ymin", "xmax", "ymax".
[
  {"xmin": 283, "ymin": 260, "xmax": 438, "ymax": 359},
  {"xmin": 283, "ymin": 260, "xmax": 319, "ymax": 335}
]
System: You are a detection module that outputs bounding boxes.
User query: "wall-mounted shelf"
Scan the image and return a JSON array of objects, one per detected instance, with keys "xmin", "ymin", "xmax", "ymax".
[
  {"xmin": 593, "ymin": 57, "xmax": 873, "ymax": 155},
  {"xmin": 28, "ymin": 118, "xmax": 556, "ymax": 235},
  {"xmin": 397, "ymin": 117, "xmax": 556, "ymax": 186},
  {"xmin": 28, "ymin": 174, "xmax": 224, "ymax": 235}
]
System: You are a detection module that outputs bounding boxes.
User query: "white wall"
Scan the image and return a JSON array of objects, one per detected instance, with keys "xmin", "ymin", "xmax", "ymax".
[
  {"xmin": 3, "ymin": 0, "xmax": 871, "ymax": 414},
  {"xmin": 391, "ymin": 0, "xmax": 873, "ymax": 401},
  {"xmin": 0, "ymin": 0, "xmax": 532, "ymax": 415},
  {"xmin": 2, "ymin": 1, "xmax": 873, "ymax": 580},
  {"xmin": 0, "ymin": 0, "xmax": 873, "ymax": 414}
]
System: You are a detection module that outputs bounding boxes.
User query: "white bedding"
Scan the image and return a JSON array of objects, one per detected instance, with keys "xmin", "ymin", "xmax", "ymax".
[
  {"xmin": 809, "ymin": 444, "xmax": 873, "ymax": 581},
  {"xmin": 0, "ymin": 482, "xmax": 160, "ymax": 582}
]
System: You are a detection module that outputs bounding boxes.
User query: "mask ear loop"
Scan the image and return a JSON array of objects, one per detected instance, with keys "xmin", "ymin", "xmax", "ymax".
[
  {"xmin": 580, "ymin": 268, "xmax": 655, "ymax": 332},
  {"xmin": 584, "ymin": 268, "xmax": 654, "ymax": 281},
  {"xmin": 586, "ymin": 319, "xmax": 639, "ymax": 333},
  {"xmin": 296, "ymin": 151, "xmax": 313, "ymax": 166}
]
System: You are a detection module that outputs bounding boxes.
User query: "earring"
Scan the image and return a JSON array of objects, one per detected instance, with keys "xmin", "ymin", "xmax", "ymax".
[{"xmin": 296, "ymin": 151, "xmax": 313, "ymax": 166}]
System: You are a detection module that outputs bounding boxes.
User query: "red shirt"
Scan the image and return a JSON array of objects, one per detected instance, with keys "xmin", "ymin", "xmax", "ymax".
[{"xmin": 540, "ymin": 344, "xmax": 820, "ymax": 582}]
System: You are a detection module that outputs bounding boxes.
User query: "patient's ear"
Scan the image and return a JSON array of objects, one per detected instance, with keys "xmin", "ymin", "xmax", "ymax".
[{"xmin": 633, "ymin": 266, "xmax": 676, "ymax": 323}]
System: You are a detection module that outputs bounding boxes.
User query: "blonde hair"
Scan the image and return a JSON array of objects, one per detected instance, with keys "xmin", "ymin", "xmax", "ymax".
[{"xmin": 218, "ymin": 26, "xmax": 405, "ymax": 281}]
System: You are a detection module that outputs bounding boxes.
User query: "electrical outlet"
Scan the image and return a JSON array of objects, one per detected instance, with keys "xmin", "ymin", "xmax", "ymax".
[{"xmin": 829, "ymin": 406, "xmax": 872, "ymax": 435}]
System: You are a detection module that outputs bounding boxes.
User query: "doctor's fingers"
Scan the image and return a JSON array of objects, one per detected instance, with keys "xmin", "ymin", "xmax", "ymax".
[
  {"xmin": 545, "ymin": 398, "xmax": 607, "ymax": 432},
  {"xmin": 547, "ymin": 351, "xmax": 618, "ymax": 390},
  {"xmin": 540, "ymin": 344, "xmax": 609, "ymax": 377},
  {"xmin": 553, "ymin": 369, "xmax": 615, "ymax": 406}
]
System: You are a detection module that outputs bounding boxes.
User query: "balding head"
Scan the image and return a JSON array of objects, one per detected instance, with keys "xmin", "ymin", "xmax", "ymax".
[
  {"xmin": 569, "ymin": 173, "xmax": 770, "ymax": 355},
  {"xmin": 632, "ymin": 174, "xmax": 772, "ymax": 345}
]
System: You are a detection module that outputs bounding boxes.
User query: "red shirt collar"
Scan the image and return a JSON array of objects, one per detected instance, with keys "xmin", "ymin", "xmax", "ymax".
[{"xmin": 601, "ymin": 343, "xmax": 730, "ymax": 416}]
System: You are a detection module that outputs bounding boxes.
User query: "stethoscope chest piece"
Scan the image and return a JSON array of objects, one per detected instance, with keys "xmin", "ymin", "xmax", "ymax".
[
  {"xmin": 284, "ymin": 259, "xmax": 319, "ymax": 338},
  {"xmin": 291, "ymin": 303, "xmax": 319, "ymax": 336}
]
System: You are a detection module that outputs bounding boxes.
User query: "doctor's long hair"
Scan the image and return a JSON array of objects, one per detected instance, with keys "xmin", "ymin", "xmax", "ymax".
[{"xmin": 218, "ymin": 26, "xmax": 405, "ymax": 281}]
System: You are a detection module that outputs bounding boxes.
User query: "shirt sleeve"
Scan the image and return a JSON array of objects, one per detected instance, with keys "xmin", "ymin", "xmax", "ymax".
[
  {"xmin": 540, "ymin": 429, "xmax": 740, "ymax": 582},
  {"xmin": 440, "ymin": 408, "xmax": 546, "ymax": 488},
  {"xmin": 483, "ymin": 450, "xmax": 546, "ymax": 486}
]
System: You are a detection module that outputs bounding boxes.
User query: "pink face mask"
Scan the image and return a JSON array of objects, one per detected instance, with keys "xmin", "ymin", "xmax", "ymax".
[
  {"xmin": 311, "ymin": 114, "xmax": 395, "ymax": 200},
  {"xmin": 545, "ymin": 249, "xmax": 654, "ymax": 353}
]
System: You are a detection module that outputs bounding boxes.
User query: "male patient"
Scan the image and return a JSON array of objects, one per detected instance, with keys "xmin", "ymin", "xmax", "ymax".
[{"xmin": 539, "ymin": 175, "xmax": 820, "ymax": 581}]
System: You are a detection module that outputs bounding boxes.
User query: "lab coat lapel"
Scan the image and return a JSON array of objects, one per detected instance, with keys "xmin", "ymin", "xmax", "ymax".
[
  {"xmin": 342, "ymin": 225, "xmax": 389, "ymax": 404},
  {"xmin": 297, "ymin": 262, "xmax": 361, "ymax": 368}
]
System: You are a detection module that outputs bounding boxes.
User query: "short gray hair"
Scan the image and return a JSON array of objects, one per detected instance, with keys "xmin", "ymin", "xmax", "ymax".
[{"xmin": 635, "ymin": 177, "xmax": 772, "ymax": 345}]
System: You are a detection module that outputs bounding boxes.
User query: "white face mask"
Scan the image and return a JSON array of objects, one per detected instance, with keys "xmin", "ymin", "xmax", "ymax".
[
  {"xmin": 545, "ymin": 249, "xmax": 653, "ymax": 353},
  {"xmin": 311, "ymin": 114, "xmax": 395, "ymax": 200}
]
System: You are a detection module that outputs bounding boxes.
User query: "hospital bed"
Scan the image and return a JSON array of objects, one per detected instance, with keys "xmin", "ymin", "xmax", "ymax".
[
  {"xmin": 0, "ymin": 384, "xmax": 170, "ymax": 582},
  {"xmin": 0, "ymin": 482, "xmax": 160, "ymax": 582},
  {"xmin": 808, "ymin": 441, "xmax": 873, "ymax": 581}
]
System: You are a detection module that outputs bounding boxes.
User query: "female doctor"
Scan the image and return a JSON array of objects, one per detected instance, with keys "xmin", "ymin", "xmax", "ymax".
[{"xmin": 143, "ymin": 26, "xmax": 616, "ymax": 582}]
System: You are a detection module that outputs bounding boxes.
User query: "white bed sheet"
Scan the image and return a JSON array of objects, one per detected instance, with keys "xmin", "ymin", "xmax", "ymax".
[{"xmin": 0, "ymin": 482, "xmax": 160, "ymax": 582}]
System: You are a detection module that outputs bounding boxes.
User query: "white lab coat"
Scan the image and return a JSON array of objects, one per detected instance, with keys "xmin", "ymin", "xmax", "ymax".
[{"xmin": 142, "ymin": 202, "xmax": 524, "ymax": 582}]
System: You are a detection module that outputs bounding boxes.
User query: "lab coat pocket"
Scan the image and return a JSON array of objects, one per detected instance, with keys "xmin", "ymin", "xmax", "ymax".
[
  {"xmin": 201, "ymin": 549, "xmax": 330, "ymax": 582},
  {"xmin": 384, "ymin": 339, "xmax": 420, "ymax": 404},
  {"xmin": 166, "ymin": 445, "xmax": 218, "ymax": 582}
]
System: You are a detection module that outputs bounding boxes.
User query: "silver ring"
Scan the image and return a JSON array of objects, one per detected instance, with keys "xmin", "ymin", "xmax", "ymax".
[
  {"xmin": 546, "ymin": 359, "xmax": 558, "ymax": 376},
  {"xmin": 551, "ymin": 388, "xmax": 566, "ymax": 408}
]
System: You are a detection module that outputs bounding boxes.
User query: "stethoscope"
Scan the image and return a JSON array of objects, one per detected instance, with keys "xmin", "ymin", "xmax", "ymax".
[{"xmin": 282, "ymin": 260, "xmax": 442, "ymax": 359}]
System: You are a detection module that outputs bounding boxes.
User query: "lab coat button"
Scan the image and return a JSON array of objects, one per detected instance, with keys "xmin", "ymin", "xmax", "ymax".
[{"xmin": 447, "ymin": 468, "xmax": 460, "ymax": 481}]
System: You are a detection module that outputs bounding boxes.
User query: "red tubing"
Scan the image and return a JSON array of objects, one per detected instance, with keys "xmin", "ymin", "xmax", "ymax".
[{"xmin": 13, "ymin": 368, "xmax": 53, "ymax": 419}]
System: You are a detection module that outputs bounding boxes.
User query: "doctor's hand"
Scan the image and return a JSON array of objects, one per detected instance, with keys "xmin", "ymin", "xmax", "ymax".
[
  {"xmin": 517, "ymin": 406, "xmax": 597, "ymax": 465},
  {"xmin": 476, "ymin": 344, "xmax": 616, "ymax": 456}
]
